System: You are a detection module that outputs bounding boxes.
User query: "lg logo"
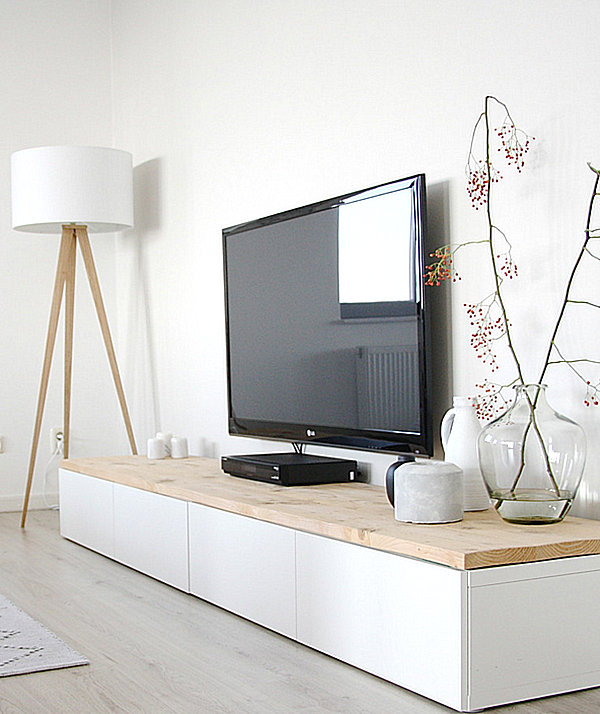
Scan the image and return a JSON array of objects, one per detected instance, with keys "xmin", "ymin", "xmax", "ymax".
[{"xmin": 306, "ymin": 429, "xmax": 316, "ymax": 437}]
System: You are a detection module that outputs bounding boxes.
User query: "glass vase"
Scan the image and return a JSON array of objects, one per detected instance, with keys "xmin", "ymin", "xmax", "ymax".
[{"xmin": 477, "ymin": 384, "xmax": 586, "ymax": 524}]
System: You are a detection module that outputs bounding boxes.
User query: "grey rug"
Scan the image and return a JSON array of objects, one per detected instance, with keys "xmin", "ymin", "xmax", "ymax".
[{"xmin": 0, "ymin": 594, "xmax": 88, "ymax": 677}]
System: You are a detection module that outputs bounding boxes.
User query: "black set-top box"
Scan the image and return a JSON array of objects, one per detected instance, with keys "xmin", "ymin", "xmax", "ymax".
[{"xmin": 221, "ymin": 452, "xmax": 358, "ymax": 486}]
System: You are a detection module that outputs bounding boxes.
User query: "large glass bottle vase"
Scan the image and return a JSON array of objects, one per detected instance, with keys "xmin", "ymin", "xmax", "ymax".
[{"xmin": 477, "ymin": 384, "xmax": 586, "ymax": 524}]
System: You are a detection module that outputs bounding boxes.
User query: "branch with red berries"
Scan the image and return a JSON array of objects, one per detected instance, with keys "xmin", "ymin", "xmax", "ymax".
[
  {"xmin": 426, "ymin": 96, "xmax": 530, "ymax": 416},
  {"xmin": 474, "ymin": 377, "xmax": 520, "ymax": 422},
  {"xmin": 424, "ymin": 241, "xmax": 485, "ymax": 286},
  {"xmin": 427, "ymin": 97, "xmax": 600, "ymax": 419}
]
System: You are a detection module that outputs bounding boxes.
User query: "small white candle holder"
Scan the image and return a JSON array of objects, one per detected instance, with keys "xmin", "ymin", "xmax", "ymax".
[
  {"xmin": 155, "ymin": 431, "xmax": 172, "ymax": 457},
  {"xmin": 170, "ymin": 436, "xmax": 189, "ymax": 459},
  {"xmin": 147, "ymin": 437, "xmax": 166, "ymax": 460}
]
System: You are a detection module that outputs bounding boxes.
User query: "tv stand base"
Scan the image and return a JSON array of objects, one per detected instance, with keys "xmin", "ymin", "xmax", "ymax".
[{"xmin": 58, "ymin": 456, "xmax": 600, "ymax": 712}]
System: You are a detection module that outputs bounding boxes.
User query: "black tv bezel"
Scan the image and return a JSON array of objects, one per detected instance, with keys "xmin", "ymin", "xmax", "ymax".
[{"xmin": 222, "ymin": 174, "xmax": 433, "ymax": 458}]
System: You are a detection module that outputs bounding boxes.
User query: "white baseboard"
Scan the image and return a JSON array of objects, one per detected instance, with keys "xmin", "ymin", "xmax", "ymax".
[{"xmin": 0, "ymin": 492, "xmax": 59, "ymax": 513}]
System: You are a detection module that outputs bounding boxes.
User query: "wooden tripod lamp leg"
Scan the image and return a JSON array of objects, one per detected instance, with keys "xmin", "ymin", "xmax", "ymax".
[
  {"xmin": 63, "ymin": 228, "xmax": 77, "ymax": 459},
  {"xmin": 21, "ymin": 228, "xmax": 75, "ymax": 528},
  {"xmin": 76, "ymin": 227, "xmax": 138, "ymax": 455}
]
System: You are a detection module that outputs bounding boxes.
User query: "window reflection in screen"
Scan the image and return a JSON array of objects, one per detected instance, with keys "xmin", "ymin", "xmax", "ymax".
[{"xmin": 338, "ymin": 181, "xmax": 417, "ymax": 317}]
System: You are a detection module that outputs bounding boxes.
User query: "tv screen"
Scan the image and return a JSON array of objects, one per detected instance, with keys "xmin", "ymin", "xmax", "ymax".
[{"xmin": 223, "ymin": 174, "xmax": 432, "ymax": 457}]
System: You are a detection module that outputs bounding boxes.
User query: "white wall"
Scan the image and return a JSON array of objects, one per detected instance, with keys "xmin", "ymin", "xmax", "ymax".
[
  {"xmin": 107, "ymin": 0, "xmax": 600, "ymax": 517},
  {"xmin": 4, "ymin": 0, "xmax": 600, "ymax": 518},
  {"xmin": 0, "ymin": 0, "xmax": 127, "ymax": 510}
]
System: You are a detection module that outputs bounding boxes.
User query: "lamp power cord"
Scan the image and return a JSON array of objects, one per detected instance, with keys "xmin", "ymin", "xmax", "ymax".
[{"xmin": 43, "ymin": 432, "xmax": 63, "ymax": 510}]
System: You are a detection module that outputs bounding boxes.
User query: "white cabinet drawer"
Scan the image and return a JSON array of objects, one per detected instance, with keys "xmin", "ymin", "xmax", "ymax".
[
  {"xmin": 468, "ymin": 565, "xmax": 600, "ymax": 710},
  {"xmin": 189, "ymin": 503, "xmax": 296, "ymax": 638},
  {"xmin": 59, "ymin": 469, "xmax": 114, "ymax": 557},
  {"xmin": 296, "ymin": 531, "xmax": 465, "ymax": 711},
  {"xmin": 113, "ymin": 483, "xmax": 189, "ymax": 591}
]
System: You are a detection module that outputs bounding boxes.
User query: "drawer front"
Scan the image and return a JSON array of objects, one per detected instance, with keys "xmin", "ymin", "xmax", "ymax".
[
  {"xmin": 468, "ymin": 567, "xmax": 600, "ymax": 710},
  {"xmin": 189, "ymin": 503, "xmax": 296, "ymax": 638},
  {"xmin": 59, "ymin": 469, "xmax": 115, "ymax": 557},
  {"xmin": 113, "ymin": 483, "xmax": 189, "ymax": 591},
  {"xmin": 296, "ymin": 531, "xmax": 465, "ymax": 711}
]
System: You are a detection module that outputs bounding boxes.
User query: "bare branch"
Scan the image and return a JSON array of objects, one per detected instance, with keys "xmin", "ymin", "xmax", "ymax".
[
  {"xmin": 567, "ymin": 299, "xmax": 600, "ymax": 309},
  {"xmin": 538, "ymin": 165, "xmax": 600, "ymax": 384}
]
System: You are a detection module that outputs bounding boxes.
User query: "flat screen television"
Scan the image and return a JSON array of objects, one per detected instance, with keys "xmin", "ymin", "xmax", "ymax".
[{"xmin": 222, "ymin": 174, "xmax": 433, "ymax": 460}]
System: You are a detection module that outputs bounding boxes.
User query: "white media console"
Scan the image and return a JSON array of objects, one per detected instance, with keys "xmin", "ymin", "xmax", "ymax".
[{"xmin": 58, "ymin": 456, "xmax": 600, "ymax": 712}]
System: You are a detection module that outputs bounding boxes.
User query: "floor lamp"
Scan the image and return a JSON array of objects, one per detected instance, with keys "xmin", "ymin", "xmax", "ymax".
[{"xmin": 11, "ymin": 146, "xmax": 138, "ymax": 528}]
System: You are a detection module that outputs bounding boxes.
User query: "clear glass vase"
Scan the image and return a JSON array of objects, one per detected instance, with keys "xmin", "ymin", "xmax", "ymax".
[{"xmin": 477, "ymin": 384, "xmax": 586, "ymax": 524}]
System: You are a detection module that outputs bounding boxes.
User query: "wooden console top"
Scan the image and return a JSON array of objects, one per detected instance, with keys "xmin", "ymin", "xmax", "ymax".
[{"xmin": 61, "ymin": 455, "xmax": 600, "ymax": 570}]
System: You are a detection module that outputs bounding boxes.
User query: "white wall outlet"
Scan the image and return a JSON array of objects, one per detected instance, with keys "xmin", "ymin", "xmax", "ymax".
[
  {"xmin": 356, "ymin": 462, "xmax": 370, "ymax": 482},
  {"xmin": 50, "ymin": 427, "xmax": 63, "ymax": 452}
]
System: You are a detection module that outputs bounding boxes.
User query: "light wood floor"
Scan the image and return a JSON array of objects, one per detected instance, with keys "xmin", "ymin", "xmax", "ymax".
[{"xmin": 0, "ymin": 510, "xmax": 599, "ymax": 713}]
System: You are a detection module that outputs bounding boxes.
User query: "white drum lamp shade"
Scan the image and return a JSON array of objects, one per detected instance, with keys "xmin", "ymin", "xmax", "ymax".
[{"xmin": 11, "ymin": 146, "xmax": 134, "ymax": 233}]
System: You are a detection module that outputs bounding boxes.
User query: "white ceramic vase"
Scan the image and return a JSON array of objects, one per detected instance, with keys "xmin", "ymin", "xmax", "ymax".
[{"xmin": 441, "ymin": 396, "xmax": 489, "ymax": 511}]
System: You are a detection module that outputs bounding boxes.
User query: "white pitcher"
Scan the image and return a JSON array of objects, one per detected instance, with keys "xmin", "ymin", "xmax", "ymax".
[{"xmin": 441, "ymin": 396, "xmax": 490, "ymax": 511}]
